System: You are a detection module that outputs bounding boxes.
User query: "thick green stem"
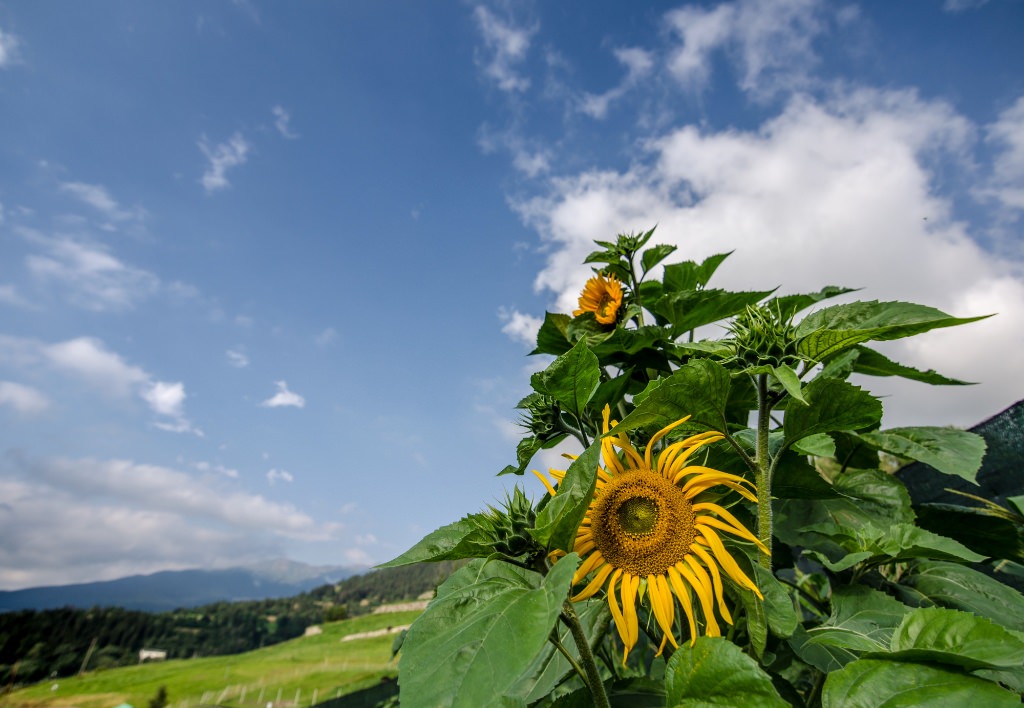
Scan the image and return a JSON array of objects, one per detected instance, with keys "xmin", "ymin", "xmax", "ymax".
[
  {"xmin": 563, "ymin": 601, "xmax": 610, "ymax": 708},
  {"xmin": 756, "ymin": 374, "xmax": 773, "ymax": 570}
]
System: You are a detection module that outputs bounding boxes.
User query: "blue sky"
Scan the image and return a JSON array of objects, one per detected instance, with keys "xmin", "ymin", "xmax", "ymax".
[{"xmin": 0, "ymin": 0, "xmax": 1022, "ymax": 589}]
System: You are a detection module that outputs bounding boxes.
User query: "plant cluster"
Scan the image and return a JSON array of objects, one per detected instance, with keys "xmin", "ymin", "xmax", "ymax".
[{"xmin": 384, "ymin": 229, "xmax": 1024, "ymax": 707}]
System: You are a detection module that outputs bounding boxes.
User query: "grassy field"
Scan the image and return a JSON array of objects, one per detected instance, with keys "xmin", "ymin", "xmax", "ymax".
[{"xmin": 0, "ymin": 611, "xmax": 421, "ymax": 708}]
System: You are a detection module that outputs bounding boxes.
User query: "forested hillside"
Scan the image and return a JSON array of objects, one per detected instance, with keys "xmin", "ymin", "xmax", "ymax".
[{"xmin": 0, "ymin": 561, "xmax": 460, "ymax": 687}]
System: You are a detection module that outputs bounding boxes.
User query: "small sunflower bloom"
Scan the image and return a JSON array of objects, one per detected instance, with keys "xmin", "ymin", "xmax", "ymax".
[
  {"xmin": 534, "ymin": 406, "xmax": 768, "ymax": 663},
  {"xmin": 573, "ymin": 273, "xmax": 624, "ymax": 325}
]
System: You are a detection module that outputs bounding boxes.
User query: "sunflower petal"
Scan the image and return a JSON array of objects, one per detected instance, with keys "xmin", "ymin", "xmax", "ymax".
[
  {"xmin": 532, "ymin": 470, "xmax": 557, "ymax": 497},
  {"xmin": 571, "ymin": 562, "xmax": 613, "ymax": 602},
  {"xmin": 572, "ymin": 550, "xmax": 606, "ymax": 585},
  {"xmin": 697, "ymin": 529, "xmax": 762, "ymax": 598},
  {"xmin": 677, "ymin": 561, "xmax": 720, "ymax": 637},
  {"xmin": 691, "ymin": 544, "xmax": 732, "ymax": 625},
  {"xmin": 667, "ymin": 566, "xmax": 698, "ymax": 645}
]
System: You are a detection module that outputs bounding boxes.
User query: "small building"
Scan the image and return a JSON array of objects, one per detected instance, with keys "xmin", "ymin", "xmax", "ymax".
[
  {"xmin": 138, "ymin": 649, "xmax": 167, "ymax": 663},
  {"xmin": 303, "ymin": 625, "xmax": 323, "ymax": 637}
]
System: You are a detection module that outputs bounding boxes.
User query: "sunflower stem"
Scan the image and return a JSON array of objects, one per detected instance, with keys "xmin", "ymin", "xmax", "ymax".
[
  {"xmin": 548, "ymin": 630, "xmax": 590, "ymax": 689},
  {"xmin": 755, "ymin": 374, "xmax": 773, "ymax": 570},
  {"xmin": 563, "ymin": 601, "xmax": 611, "ymax": 708}
]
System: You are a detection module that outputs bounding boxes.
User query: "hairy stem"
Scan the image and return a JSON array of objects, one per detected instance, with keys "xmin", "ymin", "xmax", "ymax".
[
  {"xmin": 563, "ymin": 601, "xmax": 611, "ymax": 708},
  {"xmin": 756, "ymin": 374, "xmax": 773, "ymax": 570}
]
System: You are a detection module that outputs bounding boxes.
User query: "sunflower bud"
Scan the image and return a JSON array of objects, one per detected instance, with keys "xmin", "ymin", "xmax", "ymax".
[
  {"xmin": 516, "ymin": 393, "xmax": 562, "ymax": 441},
  {"xmin": 728, "ymin": 303, "xmax": 801, "ymax": 369},
  {"xmin": 477, "ymin": 487, "xmax": 542, "ymax": 561}
]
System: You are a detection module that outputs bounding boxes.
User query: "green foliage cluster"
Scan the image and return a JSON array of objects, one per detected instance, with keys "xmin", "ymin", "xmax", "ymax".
[
  {"xmin": 384, "ymin": 229, "xmax": 1024, "ymax": 707},
  {"xmin": 0, "ymin": 562, "xmax": 458, "ymax": 688}
]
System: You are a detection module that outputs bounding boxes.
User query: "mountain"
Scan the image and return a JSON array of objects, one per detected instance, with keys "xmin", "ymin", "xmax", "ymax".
[{"xmin": 0, "ymin": 560, "xmax": 364, "ymax": 613}]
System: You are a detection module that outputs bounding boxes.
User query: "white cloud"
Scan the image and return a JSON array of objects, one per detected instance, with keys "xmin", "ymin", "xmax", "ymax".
[
  {"xmin": 59, "ymin": 182, "xmax": 144, "ymax": 224},
  {"xmin": 478, "ymin": 124, "xmax": 551, "ymax": 177},
  {"xmin": 2, "ymin": 335, "xmax": 199, "ymax": 433},
  {"xmin": 581, "ymin": 47, "xmax": 655, "ymax": 119},
  {"xmin": 0, "ymin": 25, "xmax": 20, "ymax": 68},
  {"xmin": 943, "ymin": 0, "xmax": 989, "ymax": 11},
  {"xmin": 0, "ymin": 284, "xmax": 33, "ymax": 309},
  {"xmin": 473, "ymin": 5, "xmax": 536, "ymax": 92},
  {"xmin": 261, "ymin": 380, "xmax": 306, "ymax": 408},
  {"xmin": 0, "ymin": 454, "xmax": 337, "ymax": 588},
  {"xmin": 499, "ymin": 308, "xmax": 542, "ymax": 347},
  {"xmin": 226, "ymin": 349, "xmax": 250, "ymax": 368},
  {"xmin": 0, "ymin": 381, "xmax": 50, "ymax": 416},
  {"xmin": 195, "ymin": 461, "xmax": 240, "ymax": 479},
  {"xmin": 272, "ymin": 105, "xmax": 299, "ymax": 139},
  {"xmin": 314, "ymin": 327, "xmax": 338, "ymax": 346},
  {"xmin": 665, "ymin": 0, "xmax": 823, "ymax": 98},
  {"xmin": 21, "ymin": 229, "xmax": 160, "ymax": 311},
  {"xmin": 978, "ymin": 95, "xmax": 1024, "ymax": 213},
  {"xmin": 199, "ymin": 133, "xmax": 251, "ymax": 193},
  {"xmin": 514, "ymin": 88, "xmax": 1022, "ymax": 428},
  {"xmin": 266, "ymin": 468, "xmax": 294, "ymax": 484}
]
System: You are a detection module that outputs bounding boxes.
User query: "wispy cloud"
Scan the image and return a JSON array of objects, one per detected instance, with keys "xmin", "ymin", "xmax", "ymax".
[
  {"xmin": 261, "ymin": 380, "xmax": 306, "ymax": 409},
  {"xmin": 266, "ymin": 468, "xmax": 294, "ymax": 484},
  {"xmin": 59, "ymin": 182, "xmax": 144, "ymax": 224},
  {"xmin": 580, "ymin": 47, "xmax": 655, "ymax": 119},
  {"xmin": 21, "ymin": 229, "xmax": 160, "ymax": 311},
  {"xmin": 473, "ymin": 5, "xmax": 537, "ymax": 93},
  {"xmin": 0, "ymin": 381, "xmax": 51, "ymax": 416},
  {"xmin": 314, "ymin": 327, "xmax": 337, "ymax": 346},
  {"xmin": 199, "ymin": 133, "xmax": 251, "ymax": 193},
  {"xmin": 272, "ymin": 105, "xmax": 299, "ymax": 139},
  {"xmin": 226, "ymin": 349, "xmax": 250, "ymax": 368},
  {"xmin": 0, "ymin": 25, "xmax": 20, "ymax": 68}
]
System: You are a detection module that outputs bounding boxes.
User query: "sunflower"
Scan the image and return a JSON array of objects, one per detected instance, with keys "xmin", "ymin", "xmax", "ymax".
[
  {"xmin": 534, "ymin": 406, "xmax": 768, "ymax": 662},
  {"xmin": 573, "ymin": 273, "xmax": 624, "ymax": 325}
]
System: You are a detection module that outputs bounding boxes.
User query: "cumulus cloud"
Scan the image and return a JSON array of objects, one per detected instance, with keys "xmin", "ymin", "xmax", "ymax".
[
  {"xmin": 499, "ymin": 308, "xmax": 543, "ymax": 347},
  {"xmin": 0, "ymin": 381, "xmax": 50, "ymax": 416},
  {"xmin": 272, "ymin": 105, "xmax": 299, "ymax": 139},
  {"xmin": 199, "ymin": 133, "xmax": 251, "ymax": 193},
  {"xmin": 580, "ymin": 47, "xmax": 655, "ymax": 119},
  {"xmin": 473, "ymin": 5, "xmax": 536, "ymax": 92},
  {"xmin": 21, "ymin": 229, "xmax": 160, "ymax": 311},
  {"xmin": 1, "ymin": 335, "xmax": 198, "ymax": 433},
  {"xmin": 514, "ymin": 88, "xmax": 1022, "ymax": 428},
  {"xmin": 0, "ymin": 454, "xmax": 337, "ymax": 589},
  {"xmin": 665, "ymin": 0, "xmax": 823, "ymax": 98},
  {"xmin": 261, "ymin": 380, "xmax": 306, "ymax": 408},
  {"xmin": 979, "ymin": 95, "xmax": 1024, "ymax": 213}
]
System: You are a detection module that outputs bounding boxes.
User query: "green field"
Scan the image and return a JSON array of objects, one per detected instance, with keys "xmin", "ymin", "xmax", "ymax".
[{"xmin": 0, "ymin": 611, "xmax": 421, "ymax": 708}]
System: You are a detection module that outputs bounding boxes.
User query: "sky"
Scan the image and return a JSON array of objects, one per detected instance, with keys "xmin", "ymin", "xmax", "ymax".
[{"xmin": 0, "ymin": 0, "xmax": 1022, "ymax": 591}]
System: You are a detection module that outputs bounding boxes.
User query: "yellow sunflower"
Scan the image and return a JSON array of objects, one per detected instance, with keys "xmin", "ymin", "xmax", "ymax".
[
  {"xmin": 573, "ymin": 273, "xmax": 624, "ymax": 325},
  {"xmin": 534, "ymin": 406, "xmax": 768, "ymax": 662}
]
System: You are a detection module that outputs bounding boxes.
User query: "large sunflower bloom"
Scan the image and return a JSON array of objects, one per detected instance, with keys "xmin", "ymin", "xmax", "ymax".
[
  {"xmin": 573, "ymin": 273, "xmax": 623, "ymax": 325},
  {"xmin": 535, "ymin": 406, "xmax": 768, "ymax": 662}
]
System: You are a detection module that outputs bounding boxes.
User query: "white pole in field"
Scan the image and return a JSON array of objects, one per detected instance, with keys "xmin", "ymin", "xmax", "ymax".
[
  {"xmin": 311, "ymin": 689, "xmax": 318, "ymax": 706},
  {"xmin": 241, "ymin": 686, "xmax": 247, "ymax": 703},
  {"xmin": 276, "ymin": 688, "xmax": 283, "ymax": 704},
  {"xmin": 257, "ymin": 687, "xmax": 265, "ymax": 704},
  {"xmin": 294, "ymin": 688, "xmax": 301, "ymax": 706}
]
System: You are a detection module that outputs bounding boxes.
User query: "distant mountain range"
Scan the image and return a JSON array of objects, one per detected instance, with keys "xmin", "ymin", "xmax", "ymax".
[{"xmin": 0, "ymin": 559, "xmax": 364, "ymax": 613}]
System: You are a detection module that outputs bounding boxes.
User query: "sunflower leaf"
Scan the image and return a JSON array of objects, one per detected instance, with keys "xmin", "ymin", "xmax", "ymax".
[
  {"xmin": 794, "ymin": 300, "xmax": 990, "ymax": 363},
  {"xmin": 821, "ymin": 659, "xmax": 1020, "ymax": 707},
  {"xmin": 531, "ymin": 438, "xmax": 601, "ymax": 552},
  {"xmin": 881, "ymin": 606, "xmax": 1024, "ymax": 671},
  {"xmin": 533, "ymin": 339, "xmax": 601, "ymax": 420},
  {"xmin": 850, "ymin": 345, "xmax": 974, "ymax": 385},
  {"xmin": 894, "ymin": 560, "xmax": 1024, "ymax": 632},
  {"xmin": 855, "ymin": 427, "xmax": 986, "ymax": 484},
  {"xmin": 613, "ymin": 359, "xmax": 732, "ymax": 435},
  {"xmin": 782, "ymin": 376, "xmax": 882, "ymax": 446},
  {"xmin": 664, "ymin": 636, "xmax": 788, "ymax": 707},
  {"xmin": 532, "ymin": 312, "xmax": 573, "ymax": 356},
  {"xmin": 399, "ymin": 555, "xmax": 580, "ymax": 708},
  {"xmin": 377, "ymin": 514, "xmax": 493, "ymax": 567},
  {"xmin": 768, "ymin": 285, "xmax": 859, "ymax": 321},
  {"xmin": 662, "ymin": 252, "xmax": 733, "ymax": 292},
  {"xmin": 652, "ymin": 288, "xmax": 775, "ymax": 338}
]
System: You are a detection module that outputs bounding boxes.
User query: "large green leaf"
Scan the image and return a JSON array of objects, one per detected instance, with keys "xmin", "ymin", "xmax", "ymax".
[
  {"xmin": 653, "ymin": 288, "xmax": 774, "ymax": 337},
  {"xmin": 914, "ymin": 504, "xmax": 1024, "ymax": 564},
  {"xmin": 795, "ymin": 300, "xmax": 990, "ymax": 363},
  {"xmin": 664, "ymin": 636, "xmax": 787, "ymax": 707},
  {"xmin": 782, "ymin": 377, "xmax": 882, "ymax": 446},
  {"xmin": 897, "ymin": 560, "xmax": 1024, "ymax": 632},
  {"xmin": 531, "ymin": 439, "xmax": 601, "ymax": 552},
  {"xmin": 504, "ymin": 599, "xmax": 608, "ymax": 704},
  {"xmin": 399, "ymin": 555, "xmax": 580, "ymax": 708},
  {"xmin": 771, "ymin": 452, "xmax": 841, "ymax": 499},
  {"xmin": 857, "ymin": 427, "xmax": 986, "ymax": 484},
  {"xmin": 850, "ymin": 346, "xmax": 973, "ymax": 385},
  {"xmin": 532, "ymin": 312, "xmax": 573, "ymax": 356},
  {"xmin": 641, "ymin": 243, "xmax": 678, "ymax": 272},
  {"xmin": 613, "ymin": 359, "xmax": 732, "ymax": 435},
  {"xmin": 807, "ymin": 523, "xmax": 985, "ymax": 572},
  {"xmin": 500, "ymin": 434, "xmax": 568, "ymax": 477},
  {"xmin": 822, "ymin": 659, "xmax": 1020, "ymax": 707},
  {"xmin": 379, "ymin": 514, "xmax": 492, "ymax": 567},
  {"xmin": 883, "ymin": 607, "xmax": 1024, "ymax": 670},
  {"xmin": 532, "ymin": 339, "xmax": 601, "ymax": 419},
  {"xmin": 732, "ymin": 557, "xmax": 799, "ymax": 658},
  {"xmin": 662, "ymin": 252, "xmax": 733, "ymax": 292},
  {"xmin": 552, "ymin": 679, "xmax": 666, "ymax": 707},
  {"xmin": 800, "ymin": 586, "xmax": 911, "ymax": 671}
]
